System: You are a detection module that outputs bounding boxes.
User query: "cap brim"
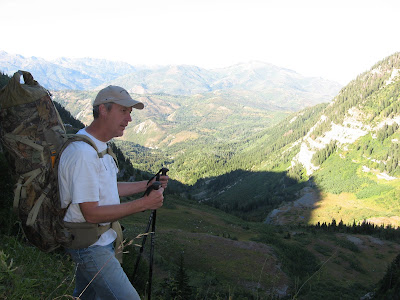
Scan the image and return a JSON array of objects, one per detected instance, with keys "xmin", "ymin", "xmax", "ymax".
[{"xmin": 116, "ymin": 98, "xmax": 144, "ymax": 109}]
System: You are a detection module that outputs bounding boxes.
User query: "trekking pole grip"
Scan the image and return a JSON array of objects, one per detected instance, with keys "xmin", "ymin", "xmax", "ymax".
[
  {"xmin": 144, "ymin": 181, "xmax": 161, "ymax": 196},
  {"xmin": 156, "ymin": 167, "xmax": 169, "ymax": 181}
]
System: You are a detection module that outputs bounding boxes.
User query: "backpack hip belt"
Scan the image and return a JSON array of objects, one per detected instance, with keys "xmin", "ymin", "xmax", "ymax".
[{"xmin": 64, "ymin": 221, "xmax": 124, "ymax": 262}]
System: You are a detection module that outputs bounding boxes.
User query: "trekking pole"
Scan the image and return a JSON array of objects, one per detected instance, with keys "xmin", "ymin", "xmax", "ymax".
[
  {"xmin": 131, "ymin": 167, "xmax": 169, "ymax": 300},
  {"xmin": 148, "ymin": 167, "xmax": 168, "ymax": 300},
  {"xmin": 131, "ymin": 181, "xmax": 161, "ymax": 281}
]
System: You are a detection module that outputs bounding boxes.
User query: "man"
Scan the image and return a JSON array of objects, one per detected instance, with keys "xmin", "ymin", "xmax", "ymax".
[{"xmin": 58, "ymin": 85, "xmax": 168, "ymax": 300}]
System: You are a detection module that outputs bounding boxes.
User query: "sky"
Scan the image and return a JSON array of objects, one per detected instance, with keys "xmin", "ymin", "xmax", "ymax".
[{"xmin": 2, "ymin": 0, "xmax": 400, "ymax": 85}]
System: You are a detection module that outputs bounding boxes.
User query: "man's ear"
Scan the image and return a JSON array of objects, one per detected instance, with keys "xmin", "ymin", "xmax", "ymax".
[{"xmin": 98, "ymin": 104, "xmax": 108, "ymax": 117}]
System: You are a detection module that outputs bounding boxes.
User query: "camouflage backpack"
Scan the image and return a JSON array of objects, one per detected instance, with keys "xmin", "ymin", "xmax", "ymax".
[{"xmin": 0, "ymin": 70, "xmax": 112, "ymax": 252}]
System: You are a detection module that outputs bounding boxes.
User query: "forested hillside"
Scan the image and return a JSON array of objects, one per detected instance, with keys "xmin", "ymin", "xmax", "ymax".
[{"xmin": 216, "ymin": 53, "xmax": 400, "ymax": 226}]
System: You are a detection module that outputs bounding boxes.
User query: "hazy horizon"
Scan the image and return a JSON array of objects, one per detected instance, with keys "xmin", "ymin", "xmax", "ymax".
[{"xmin": 2, "ymin": 0, "xmax": 400, "ymax": 85}]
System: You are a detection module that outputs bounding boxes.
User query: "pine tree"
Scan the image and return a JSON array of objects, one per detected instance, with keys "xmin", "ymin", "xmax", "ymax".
[
  {"xmin": 172, "ymin": 252, "xmax": 192, "ymax": 299},
  {"xmin": 374, "ymin": 253, "xmax": 400, "ymax": 299}
]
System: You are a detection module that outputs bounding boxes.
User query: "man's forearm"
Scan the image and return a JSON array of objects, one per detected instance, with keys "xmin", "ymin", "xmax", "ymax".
[
  {"xmin": 80, "ymin": 198, "xmax": 149, "ymax": 223},
  {"xmin": 80, "ymin": 186, "xmax": 165, "ymax": 224},
  {"xmin": 117, "ymin": 181, "xmax": 148, "ymax": 197}
]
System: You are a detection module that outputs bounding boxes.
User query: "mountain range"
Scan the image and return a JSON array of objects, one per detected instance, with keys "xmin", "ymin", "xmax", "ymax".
[
  {"xmin": 0, "ymin": 50, "xmax": 341, "ymax": 107},
  {"xmin": 0, "ymin": 50, "xmax": 137, "ymax": 90}
]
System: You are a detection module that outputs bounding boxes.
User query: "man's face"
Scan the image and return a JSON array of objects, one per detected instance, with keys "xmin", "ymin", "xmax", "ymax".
[{"xmin": 104, "ymin": 103, "xmax": 133, "ymax": 138}]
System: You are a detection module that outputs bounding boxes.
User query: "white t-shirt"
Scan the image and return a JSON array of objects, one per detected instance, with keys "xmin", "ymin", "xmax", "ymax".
[{"xmin": 58, "ymin": 128, "xmax": 119, "ymax": 246}]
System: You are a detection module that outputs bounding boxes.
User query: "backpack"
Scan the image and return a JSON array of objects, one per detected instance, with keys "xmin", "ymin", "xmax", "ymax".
[{"xmin": 0, "ymin": 70, "xmax": 117, "ymax": 252}]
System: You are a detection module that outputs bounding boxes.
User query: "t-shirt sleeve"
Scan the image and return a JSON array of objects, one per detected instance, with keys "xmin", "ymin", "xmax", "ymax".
[{"xmin": 61, "ymin": 142, "xmax": 100, "ymax": 205}]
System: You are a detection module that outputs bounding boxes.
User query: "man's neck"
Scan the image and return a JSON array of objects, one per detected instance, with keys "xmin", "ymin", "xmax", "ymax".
[{"xmin": 85, "ymin": 121, "xmax": 110, "ymax": 142}]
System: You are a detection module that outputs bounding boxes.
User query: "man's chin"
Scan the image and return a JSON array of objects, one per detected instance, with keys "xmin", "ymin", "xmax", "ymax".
[{"xmin": 115, "ymin": 130, "xmax": 124, "ymax": 137}]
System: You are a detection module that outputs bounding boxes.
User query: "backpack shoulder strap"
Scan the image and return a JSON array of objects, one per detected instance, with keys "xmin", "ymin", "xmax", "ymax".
[
  {"xmin": 100, "ymin": 143, "xmax": 119, "ymax": 170},
  {"xmin": 70, "ymin": 134, "xmax": 100, "ymax": 154},
  {"xmin": 59, "ymin": 134, "xmax": 119, "ymax": 169}
]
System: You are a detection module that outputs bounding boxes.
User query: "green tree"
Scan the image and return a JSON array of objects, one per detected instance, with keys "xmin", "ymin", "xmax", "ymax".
[
  {"xmin": 173, "ymin": 252, "xmax": 192, "ymax": 299},
  {"xmin": 161, "ymin": 252, "xmax": 192, "ymax": 299},
  {"xmin": 374, "ymin": 253, "xmax": 400, "ymax": 299}
]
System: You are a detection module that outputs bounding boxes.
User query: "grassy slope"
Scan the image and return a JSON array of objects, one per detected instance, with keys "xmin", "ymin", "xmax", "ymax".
[
  {"xmin": 113, "ymin": 194, "xmax": 400, "ymax": 299},
  {"xmin": 120, "ymin": 195, "xmax": 290, "ymax": 298},
  {"xmin": 1, "ymin": 192, "xmax": 400, "ymax": 299}
]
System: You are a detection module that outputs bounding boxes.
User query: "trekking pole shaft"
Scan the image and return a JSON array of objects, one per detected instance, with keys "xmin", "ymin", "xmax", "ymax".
[
  {"xmin": 132, "ymin": 212, "xmax": 153, "ymax": 280},
  {"xmin": 148, "ymin": 167, "xmax": 168, "ymax": 300},
  {"xmin": 147, "ymin": 209, "xmax": 157, "ymax": 300},
  {"xmin": 132, "ymin": 180, "xmax": 161, "ymax": 280}
]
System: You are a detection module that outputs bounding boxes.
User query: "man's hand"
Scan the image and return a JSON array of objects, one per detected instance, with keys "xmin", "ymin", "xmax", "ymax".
[
  {"xmin": 143, "ymin": 187, "xmax": 164, "ymax": 210},
  {"xmin": 159, "ymin": 175, "xmax": 169, "ymax": 189},
  {"xmin": 148, "ymin": 175, "xmax": 169, "ymax": 189}
]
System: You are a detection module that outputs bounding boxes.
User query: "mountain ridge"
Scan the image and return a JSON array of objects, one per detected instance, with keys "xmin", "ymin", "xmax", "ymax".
[{"xmin": 0, "ymin": 50, "xmax": 341, "ymax": 100}]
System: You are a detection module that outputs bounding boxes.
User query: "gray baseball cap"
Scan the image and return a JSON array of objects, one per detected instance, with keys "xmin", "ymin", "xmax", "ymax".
[{"xmin": 93, "ymin": 85, "xmax": 144, "ymax": 109}]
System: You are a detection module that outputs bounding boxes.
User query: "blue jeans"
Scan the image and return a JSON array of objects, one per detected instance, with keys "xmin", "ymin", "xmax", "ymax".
[{"xmin": 66, "ymin": 243, "xmax": 141, "ymax": 300}]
